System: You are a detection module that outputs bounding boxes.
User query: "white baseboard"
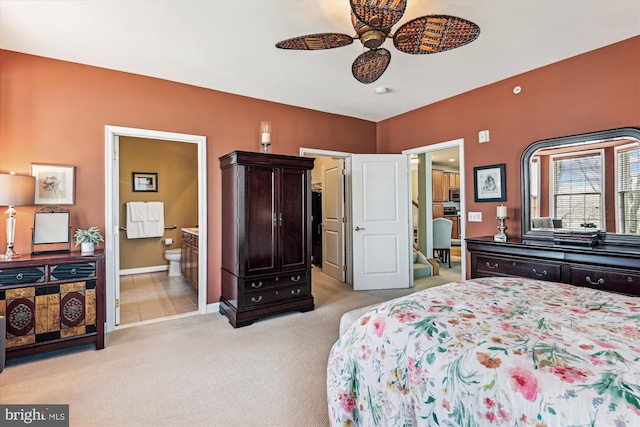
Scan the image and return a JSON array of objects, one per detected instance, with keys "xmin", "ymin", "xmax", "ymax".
[
  {"xmin": 206, "ymin": 302, "xmax": 220, "ymax": 314},
  {"xmin": 120, "ymin": 265, "xmax": 168, "ymax": 276}
]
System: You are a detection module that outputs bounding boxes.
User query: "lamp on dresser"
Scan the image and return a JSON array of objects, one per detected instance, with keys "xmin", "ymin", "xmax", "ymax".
[{"xmin": 0, "ymin": 171, "xmax": 36, "ymax": 259}]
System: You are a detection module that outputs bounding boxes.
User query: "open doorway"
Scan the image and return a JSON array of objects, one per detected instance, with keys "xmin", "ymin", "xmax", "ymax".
[
  {"xmin": 404, "ymin": 138, "xmax": 466, "ymax": 281},
  {"xmin": 104, "ymin": 126, "xmax": 207, "ymax": 333},
  {"xmin": 116, "ymin": 136, "xmax": 199, "ymax": 327}
]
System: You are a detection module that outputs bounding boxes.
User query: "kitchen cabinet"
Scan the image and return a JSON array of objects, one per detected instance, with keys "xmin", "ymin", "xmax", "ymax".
[
  {"xmin": 219, "ymin": 151, "xmax": 315, "ymax": 327},
  {"xmin": 432, "ymin": 169, "xmax": 445, "ymax": 202}
]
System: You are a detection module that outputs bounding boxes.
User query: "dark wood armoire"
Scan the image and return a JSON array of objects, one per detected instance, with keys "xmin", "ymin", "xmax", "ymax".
[{"xmin": 219, "ymin": 151, "xmax": 315, "ymax": 327}]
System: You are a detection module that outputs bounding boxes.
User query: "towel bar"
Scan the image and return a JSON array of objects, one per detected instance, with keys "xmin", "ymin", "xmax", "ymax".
[{"xmin": 120, "ymin": 225, "xmax": 177, "ymax": 231}]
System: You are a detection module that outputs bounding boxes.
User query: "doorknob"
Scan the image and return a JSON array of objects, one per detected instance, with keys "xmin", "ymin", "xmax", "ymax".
[{"xmin": 355, "ymin": 226, "xmax": 365, "ymax": 231}]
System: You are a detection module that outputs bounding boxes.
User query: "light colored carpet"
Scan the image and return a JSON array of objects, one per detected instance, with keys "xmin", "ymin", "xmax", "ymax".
[{"xmin": 1, "ymin": 261, "xmax": 461, "ymax": 427}]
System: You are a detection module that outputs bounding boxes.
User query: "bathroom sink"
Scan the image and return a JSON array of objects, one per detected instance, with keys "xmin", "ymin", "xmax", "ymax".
[{"xmin": 182, "ymin": 227, "xmax": 199, "ymax": 235}]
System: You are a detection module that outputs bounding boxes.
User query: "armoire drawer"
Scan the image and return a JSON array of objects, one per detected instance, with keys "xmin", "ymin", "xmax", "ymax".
[
  {"xmin": 476, "ymin": 254, "xmax": 562, "ymax": 282},
  {"xmin": 243, "ymin": 283, "xmax": 310, "ymax": 307},
  {"xmin": 570, "ymin": 265, "xmax": 640, "ymax": 296},
  {"xmin": 0, "ymin": 266, "xmax": 45, "ymax": 286},
  {"xmin": 243, "ymin": 271, "xmax": 308, "ymax": 292},
  {"xmin": 50, "ymin": 262, "xmax": 96, "ymax": 281}
]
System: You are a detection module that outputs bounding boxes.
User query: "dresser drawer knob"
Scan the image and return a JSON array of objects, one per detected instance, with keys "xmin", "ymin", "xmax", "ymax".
[
  {"xmin": 71, "ymin": 268, "xmax": 77, "ymax": 275},
  {"xmin": 485, "ymin": 262, "xmax": 498, "ymax": 269},
  {"xmin": 291, "ymin": 275, "xmax": 301, "ymax": 282},
  {"xmin": 251, "ymin": 296, "xmax": 263, "ymax": 303},
  {"xmin": 251, "ymin": 281, "xmax": 263, "ymax": 289},
  {"xmin": 290, "ymin": 289, "xmax": 301, "ymax": 295},
  {"xmin": 16, "ymin": 273, "xmax": 24, "ymax": 280},
  {"xmin": 627, "ymin": 277, "xmax": 634, "ymax": 283},
  {"xmin": 585, "ymin": 276, "xmax": 604, "ymax": 286},
  {"xmin": 532, "ymin": 268, "xmax": 547, "ymax": 277}
]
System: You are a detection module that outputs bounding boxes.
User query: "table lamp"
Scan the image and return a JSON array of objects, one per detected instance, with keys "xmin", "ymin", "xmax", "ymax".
[{"xmin": 0, "ymin": 171, "xmax": 36, "ymax": 258}]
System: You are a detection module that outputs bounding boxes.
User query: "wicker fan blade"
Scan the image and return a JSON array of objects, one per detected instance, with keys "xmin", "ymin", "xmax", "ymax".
[
  {"xmin": 393, "ymin": 15, "xmax": 480, "ymax": 54},
  {"xmin": 350, "ymin": 0, "xmax": 407, "ymax": 29},
  {"xmin": 275, "ymin": 33, "xmax": 354, "ymax": 50},
  {"xmin": 352, "ymin": 48, "xmax": 391, "ymax": 84}
]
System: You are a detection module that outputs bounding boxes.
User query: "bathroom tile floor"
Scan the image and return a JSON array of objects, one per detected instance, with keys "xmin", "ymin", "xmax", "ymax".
[{"xmin": 119, "ymin": 271, "xmax": 198, "ymax": 325}]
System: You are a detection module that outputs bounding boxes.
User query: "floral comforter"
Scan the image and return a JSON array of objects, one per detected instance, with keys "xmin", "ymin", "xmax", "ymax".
[{"xmin": 327, "ymin": 277, "xmax": 640, "ymax": 426}]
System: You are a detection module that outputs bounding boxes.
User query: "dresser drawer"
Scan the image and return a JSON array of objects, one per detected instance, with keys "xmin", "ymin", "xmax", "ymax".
[
  {"xmin": 243, "ymin": 283, "xmax": 310, "ymax": 307},
  {"xmin": 570, "ymin": 264, "xmax": 640, "ymax": 296},
  {"xmin": 476, "ymin": 254, "xmax": 562, "ymax": 282},
  {"xmin": 50, "ymin": 262, "xmax": 96, "ymax": 281},
  {"xmin": 243, "ymin": 271, "xmax": 307, "ymax": 292},
  {"xmin": 0, "ymin": 267, "xmax": 45, "ymax": 286}
]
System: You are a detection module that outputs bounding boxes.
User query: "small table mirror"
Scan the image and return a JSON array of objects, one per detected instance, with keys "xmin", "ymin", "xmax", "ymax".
[{"xmin": 31, "ymin": 206, "xmax": 71, "ymax": 255}]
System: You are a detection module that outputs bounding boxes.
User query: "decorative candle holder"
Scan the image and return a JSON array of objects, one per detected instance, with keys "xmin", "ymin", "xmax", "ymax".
[
  {"xmin": 260, "ymin": 121, "xmax": 271, "ymax": 153},
  {"xmin": 494, "ymin": 216, "xmax": 509, "ymax": 242}
]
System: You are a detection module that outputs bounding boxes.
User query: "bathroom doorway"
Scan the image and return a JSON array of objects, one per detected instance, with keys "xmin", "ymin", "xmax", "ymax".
[
  {"xmin": 105, "ymin": 126, "xmax": 207, "ymax": 333},
  {"xmin": 117, "ymin": 136, "xmax": 199, "ymax": 326}
]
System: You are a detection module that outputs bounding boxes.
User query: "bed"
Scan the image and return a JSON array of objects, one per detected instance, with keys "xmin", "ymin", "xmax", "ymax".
[{"xmin": 327, "ymin": 277, "xmax": 640, "ymax": 426}]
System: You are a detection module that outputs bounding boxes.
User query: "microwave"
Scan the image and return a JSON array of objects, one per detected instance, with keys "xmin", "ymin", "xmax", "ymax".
[{"xmin": 449, "ymin": 188, "xmax": 460, "ymax": 202}]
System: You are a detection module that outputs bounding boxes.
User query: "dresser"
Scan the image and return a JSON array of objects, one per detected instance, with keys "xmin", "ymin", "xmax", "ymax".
[
  {"xmin": 219, "ymin": 151, "xmax": 315, "ymax": 327},
  {"xmin": 0, "ymin": 251, "xmax": 105, "ymax": 358},
  {"xmin": 466, "ymin": 236, "xmax": 640, "ymax": 296}
]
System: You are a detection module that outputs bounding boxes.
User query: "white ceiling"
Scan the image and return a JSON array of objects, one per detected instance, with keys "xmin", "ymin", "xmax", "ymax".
[{"xmin": 1, "ymin": 0, "xmax": 638, "ymax": 122}]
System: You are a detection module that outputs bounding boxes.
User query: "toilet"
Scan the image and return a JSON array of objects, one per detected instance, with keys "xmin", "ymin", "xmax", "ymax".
[{"xmin": 164, "ymin": 249, "xmax": 182, "ymax": 277}]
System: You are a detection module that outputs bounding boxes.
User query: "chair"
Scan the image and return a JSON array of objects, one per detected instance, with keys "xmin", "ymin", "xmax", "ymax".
[{"xmin": 433, "ymin": 218, "xmax": 453, "ymax": 268}]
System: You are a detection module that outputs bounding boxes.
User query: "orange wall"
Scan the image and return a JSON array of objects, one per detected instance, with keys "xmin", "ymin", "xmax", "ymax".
[
  {"xmin": 1, "ymin": 36, "xmax": 639, "ymax": 296},
  {"xmin": 378, "ymin": 36, "xmax": 640, "ymax": 245},
  {"xmin": 0, "ymin": 50, "xmax": 376, "ymax": 303}
]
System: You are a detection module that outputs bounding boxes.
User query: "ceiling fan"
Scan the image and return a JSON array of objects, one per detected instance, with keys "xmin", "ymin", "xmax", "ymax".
[{"xmin": 275, "ymin": 0, "xmax": 480, "ymax": 84}]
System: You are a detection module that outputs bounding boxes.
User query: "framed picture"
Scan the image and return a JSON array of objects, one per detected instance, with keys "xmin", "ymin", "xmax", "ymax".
[
  {"xmin": 473, "ymin": 163, "xmax": 506, "ymax": 202},
  {"xmin": 132, "ymin": 172, "xmax": 158, "ymax": 192},
  {"xmin": 31, "ymin": 164, "xmax": 76, "ymax": 205}
]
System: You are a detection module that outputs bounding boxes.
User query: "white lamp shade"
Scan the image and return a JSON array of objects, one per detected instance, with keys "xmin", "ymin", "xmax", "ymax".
[{"xmin": 0, "ymin": 173, "xmax": 36, "ymax": 206}]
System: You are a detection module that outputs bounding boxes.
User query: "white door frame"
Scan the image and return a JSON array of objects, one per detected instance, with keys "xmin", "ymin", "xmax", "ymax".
[
  {"xmin": 104, "ymin": 125, "xmax": 208, "ymax": 333},
  {"xmin": 300, "ymin": 148, "xmax": 353, "ymax": 284},
  {"xmin": 403, "ymin": 138, "xmax": 466, "ymax": 276}
]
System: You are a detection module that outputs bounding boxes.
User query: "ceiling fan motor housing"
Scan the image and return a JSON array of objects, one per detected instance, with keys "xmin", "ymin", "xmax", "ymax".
[{"xmin": 360, "ymin": 29, "xmax": 388, "ymax": 49}]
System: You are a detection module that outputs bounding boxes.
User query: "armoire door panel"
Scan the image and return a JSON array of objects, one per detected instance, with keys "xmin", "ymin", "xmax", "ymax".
[
  {"xmin": 280, "ymin": 168, "xmax": 307, "ymax": 270},
  {"xmin": 245, "ymin": 166, "xmax": 277, "ymax": 275}
]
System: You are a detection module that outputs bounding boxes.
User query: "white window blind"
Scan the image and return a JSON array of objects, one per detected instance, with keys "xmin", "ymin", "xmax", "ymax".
[
  {"xmin": 617, "ymin": 146, "xmax": 640, "ymax": 234},
  {"xmin": 552, "ymin": 152, "xmax": 602, "ymax": 228},
  {"xmin": 530, "ymin": 157, "xmax": 539, "ymax": 218}
]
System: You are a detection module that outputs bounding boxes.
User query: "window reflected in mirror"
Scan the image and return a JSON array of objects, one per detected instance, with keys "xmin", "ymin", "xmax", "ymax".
[{"xmin": 523, "ymin": 128, "xmax": 640, "ymax": 239}]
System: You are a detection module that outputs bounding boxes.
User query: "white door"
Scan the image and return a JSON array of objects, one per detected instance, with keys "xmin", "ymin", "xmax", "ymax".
[
  {"xmin": 351, "ymin": 154, "xmax": 411, "ymax": 290},
  {"xmin": 322, "ymin": 159, "xmax": 345, "ymax": 282}
]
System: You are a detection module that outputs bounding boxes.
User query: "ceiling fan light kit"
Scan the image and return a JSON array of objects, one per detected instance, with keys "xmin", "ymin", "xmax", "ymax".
[{"xmin": 275, "ymin": 0, "xmax": 480, "ymax": 84}]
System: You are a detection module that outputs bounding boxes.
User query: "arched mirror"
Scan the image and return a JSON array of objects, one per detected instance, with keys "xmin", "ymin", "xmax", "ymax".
[{"xmin": 521, "ymin": 127, "xmax": 640, "ymax": 245}]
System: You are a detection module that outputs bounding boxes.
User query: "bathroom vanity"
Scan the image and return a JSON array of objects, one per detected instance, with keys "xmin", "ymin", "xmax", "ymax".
[{"xmin": 181, "ymin": 228, "xmax": 198, "ymax": 289}]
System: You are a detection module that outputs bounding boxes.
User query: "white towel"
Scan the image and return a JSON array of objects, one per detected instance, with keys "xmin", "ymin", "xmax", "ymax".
[
  {"xmin": 145, "ymin": 201, "xmax": 164, "ymax": 237},
  {"xmin": 129, "ymin": 202, "xmax": 147, "ymax": 222},
  {"xmin": 126, "ymin": 202, "xmax": 146, "ymax": 239}
]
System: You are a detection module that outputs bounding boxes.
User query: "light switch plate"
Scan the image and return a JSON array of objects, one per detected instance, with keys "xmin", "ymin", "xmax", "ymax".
[{"xmin": 468, "ymin": 212, "xmax": 482, "ymax": 222}]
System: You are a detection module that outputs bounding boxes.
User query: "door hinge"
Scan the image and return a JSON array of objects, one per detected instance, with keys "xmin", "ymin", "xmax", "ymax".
[
  {"xmin": 113, "ymin": 151, "xmax": 118, "ymax": 161},
  {"xmin": 115, "ymin": 298, "xmax": 120, "ymax": 308},
  {"xmin": 342, "ymin": 217, "xmax": 347, "ymax": 223},
  {"xmin": 113, "ymin": 225, "xmax": 120, "ymax": 234},
  {"xmin": 343, "ymin": 265, "xmax": 348, "ymax": 272},
  {"xmin": 342, "ymin": 168, "xmax": 347, "ymax": 175}
]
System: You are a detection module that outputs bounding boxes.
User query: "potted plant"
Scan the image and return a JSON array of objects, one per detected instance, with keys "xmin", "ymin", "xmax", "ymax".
[{"xmin": 74, "ymin": 226, "xmax": 104, "ymax": 254}]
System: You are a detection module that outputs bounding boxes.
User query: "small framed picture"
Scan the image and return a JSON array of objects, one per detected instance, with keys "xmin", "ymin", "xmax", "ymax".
[
  {"xmin": 31, "ymin": 164, "xmax": 76, "ymax": 205},
  {"xmin": 474, "ymin": 163, "xmax": 506, "ymax": 202},
  {"xmin": 132, "ymin": 172, "xmax": 158, "ymax": 192}
]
